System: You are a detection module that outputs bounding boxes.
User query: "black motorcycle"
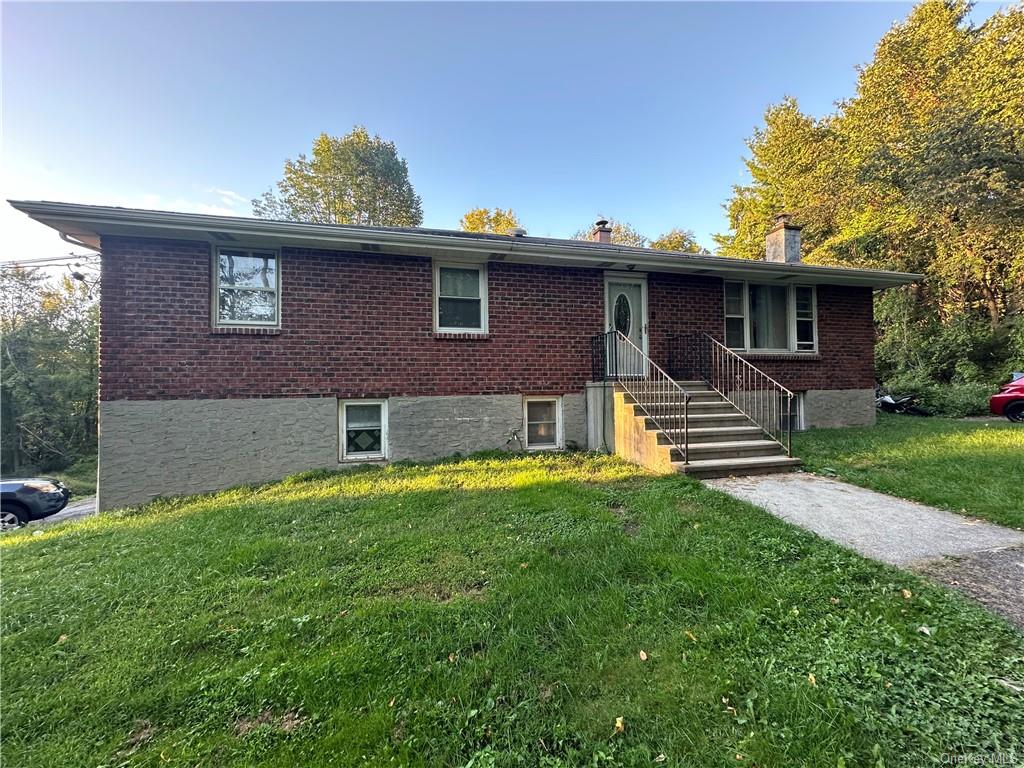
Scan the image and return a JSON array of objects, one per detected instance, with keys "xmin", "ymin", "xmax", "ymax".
[{"xmin": 875, "ymin": 388, "xmax": 930, "ymax": 416}]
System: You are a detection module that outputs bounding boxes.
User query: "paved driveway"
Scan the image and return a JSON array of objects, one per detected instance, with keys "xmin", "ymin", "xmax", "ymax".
[
  {"xmin": 707, "ymin": 473, "xmax": 1024, "ymax": 628},
  {"xmin": 29, "ymin": 496, "xmax": 98, "ymax": 527}
]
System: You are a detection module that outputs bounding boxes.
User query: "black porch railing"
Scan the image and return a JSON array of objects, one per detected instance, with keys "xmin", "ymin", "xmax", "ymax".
[
  {"xmin": 591, "ymin": 330, "xmax": 693, "ymax": 464},
  {"xmin": 667, "ymin": 331, "xmax": 794, "ymax": 456}
]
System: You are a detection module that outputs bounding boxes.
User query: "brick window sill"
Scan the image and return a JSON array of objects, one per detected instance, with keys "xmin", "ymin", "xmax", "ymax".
[
  {"xmin": 210, "ymin": 326, "xmax": 282, "ymax": 336},
  {"xmin": 432, "ymin": 331, "xmax": 490, "ymax": 341}
]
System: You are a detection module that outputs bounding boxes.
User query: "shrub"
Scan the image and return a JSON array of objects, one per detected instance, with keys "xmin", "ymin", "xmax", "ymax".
[{"xmin": 882, "ymin": 372, "xmax": 992, "ymax": 417}]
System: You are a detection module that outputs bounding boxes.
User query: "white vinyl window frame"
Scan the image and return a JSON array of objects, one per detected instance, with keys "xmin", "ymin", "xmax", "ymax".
[
  {"xmin": 433, "ymin": 261, "xmax": 489, "ymax": 334},
  {"xmin": 722, "ymin": 281, "xmax": 817, "ymax": 353},
  {"xmin": 523, "ymin": 396, "xmax": 564, "ymax": 451},
  {"xmin": 212, "ymin": 246, "xmax": 282, "ymax": 328},
  {"xmin": 339, "ymin": 399, "xmax": 389, "ymax": 461}
]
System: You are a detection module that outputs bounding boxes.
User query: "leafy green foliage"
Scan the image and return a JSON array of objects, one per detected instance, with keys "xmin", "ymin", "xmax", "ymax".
[
  {"xmin": 796, "ymin": 413, "xmax": 1024, "ymax": 527},
  {"xmin": 253, "ymin": 126, "xmax": 423, "ymax": 226},
  {"xmin": 649, "ymin": 228, "xmax": 708, "ymax": 254},
  {"xmin": 573, "ymin": 219, "xmax": 649, "ymax": 248},
  {"xmin": 573, "ymin": 221, "xmax": 708, "ymax": 252},
  {"xmin": 716, "ymin": 2, "xmax": 1024, "ymax": 395},
  {"xmin": 460, "ymin": 207, "xmax": 522, "ymax": 235},
  {"xmin": 3, "ymin": 454, "xmax": 1022, "ymax": 766},
  {"xmin": 0, "ymin": 268, "xmax": 98, "ymax": 473},
  {"xmin": 55, "ymin": 453, "xmax": 98, "ymax": 496}
]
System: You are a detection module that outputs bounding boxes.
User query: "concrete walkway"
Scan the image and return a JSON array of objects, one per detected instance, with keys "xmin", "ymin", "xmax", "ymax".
[{"xmin": 706, "ymin": 473, "xmax": 1024, "ymax": 567}]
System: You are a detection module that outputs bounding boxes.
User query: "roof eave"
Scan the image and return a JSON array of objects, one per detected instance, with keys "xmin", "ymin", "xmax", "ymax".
[{"xmin": 8, "ymin": 200, "xmax": 922, "ymax": 289}]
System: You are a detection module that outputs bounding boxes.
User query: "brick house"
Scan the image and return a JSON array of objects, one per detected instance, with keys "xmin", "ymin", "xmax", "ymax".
[{"xmin": 11, "ymin": 202, "xmax": 917, "ymax": 509}]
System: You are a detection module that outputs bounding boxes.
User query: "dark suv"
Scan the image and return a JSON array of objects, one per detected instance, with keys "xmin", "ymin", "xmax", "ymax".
[{"xmin": 1, "ymin": 479, "xmax": 71, "ymax": 529}]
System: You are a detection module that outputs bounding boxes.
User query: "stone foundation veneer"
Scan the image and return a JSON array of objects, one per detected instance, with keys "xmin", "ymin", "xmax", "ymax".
[
  {"xmin": 97, "ymin": 393, "xmax": 587, "ymax": 510},
  {"xmin": 802, "ymin": 389, "xmax": 876, "ymax": 428}
]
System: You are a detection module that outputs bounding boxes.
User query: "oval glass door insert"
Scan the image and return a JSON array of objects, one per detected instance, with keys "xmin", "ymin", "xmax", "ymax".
[{"xmin": 614, "ymin": 293, "xmax": 632, "ymax": 335}]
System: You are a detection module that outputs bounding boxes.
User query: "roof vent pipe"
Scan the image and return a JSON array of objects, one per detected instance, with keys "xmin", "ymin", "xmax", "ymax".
[
  {"xmin": 765, "ymin": 213, "xmax": 802, "ymax": 263},
  {"xmin": 509, "ymin": 227, "xmax": 527, "ymax": 237}
]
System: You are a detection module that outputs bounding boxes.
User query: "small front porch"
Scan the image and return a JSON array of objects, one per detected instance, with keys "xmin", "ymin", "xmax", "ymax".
[{"xmin": 590, "ymin": 329, "xmax": 802, "ymax": 478}]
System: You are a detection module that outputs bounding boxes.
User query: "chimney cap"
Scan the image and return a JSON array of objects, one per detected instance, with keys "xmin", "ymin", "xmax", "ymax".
[
  {"xmin": 594, "ymin": 218, "xmax": 610, "ymax": 229},
  {"xmin": 772, "ymin": 212, "xmax": 801, "ymax": 230}
]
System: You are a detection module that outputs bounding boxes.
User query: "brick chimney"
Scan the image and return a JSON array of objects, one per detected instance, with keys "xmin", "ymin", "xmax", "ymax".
[
  {"xmin": 765, "ymin": 213, "xmax": 802, "ymax": 263},
  {"xmin": 591, "ymin": 219, "xmax": 612, "ymax": 244}
]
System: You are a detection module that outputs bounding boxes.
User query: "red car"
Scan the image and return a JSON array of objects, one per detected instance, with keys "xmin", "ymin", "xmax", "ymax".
[{"xmin": 990, "ymin": 372, "xmax": 1024, "ymax": 422}]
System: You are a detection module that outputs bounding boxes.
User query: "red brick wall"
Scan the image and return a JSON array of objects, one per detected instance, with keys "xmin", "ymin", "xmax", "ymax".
[
  {"xmin": 741, "ymin": 284, "xmax": 876, "ymax": 390},
  {"xmin": 99, "ymin": 237, "xmax": 606, "ymax": 401},
  {"xmin": 99, "ymin": 236, "xmax": 875, "ymax": 401},
  {"xmin": 646, "ymin": 275, "xmax": 875, "ymax": 391}
]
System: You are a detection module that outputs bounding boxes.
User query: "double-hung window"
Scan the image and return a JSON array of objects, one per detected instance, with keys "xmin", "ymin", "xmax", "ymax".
[
  {"xmin": 523, "ymin": 397, "xmax": 563, "ymax": 450},
  {"xmin": 214, "ymin": 247, "xmax": 280, "ymax": 326},
  {"xmin": 435, "ymin": 263, "xmax": 487, "ymax": 333},
  {"xmin": 340, "ymin": 400, "xmax": 388, "ymax": 461},
  {"xmin": 723, "ymin": 282, "xmax": 817, "ymax": 353}
]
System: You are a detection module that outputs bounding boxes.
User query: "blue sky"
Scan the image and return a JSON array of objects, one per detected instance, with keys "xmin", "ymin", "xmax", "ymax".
[{"xmin": 1, "ymin": 1, "xmax": 1007, "ymax": 261}]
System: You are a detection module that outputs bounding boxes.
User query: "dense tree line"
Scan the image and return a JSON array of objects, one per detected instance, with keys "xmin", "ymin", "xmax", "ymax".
[
  {"xmin": 1, "ymin": 269, "xmax": 98, "ymax": 473},
  {"xmin": 716, "ymin": 0, "xmax": 1024, "ymax": 414}
]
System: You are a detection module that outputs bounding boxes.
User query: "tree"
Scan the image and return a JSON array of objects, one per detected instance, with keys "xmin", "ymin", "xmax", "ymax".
[
  {"xmin": 1, "ymin": 268, "xmax": 98, "ymax": 472},
  {"xmin": 460, "ymin": 207, "xmax": 522, "ymax": 235},
  {"xmin": 572, "ymin": 219, "xmax": 648, "ymax": 248},
  {"xmin": 714, "ymin": 0, "xmax": 1024, "ymax": 402},
  {"xmin": 253, "ymin": 127, "xmax": 423, "ymax": 227},
  {"xmin": 650, "ymin": 228, "xmax": 707, "ymax": 254}
]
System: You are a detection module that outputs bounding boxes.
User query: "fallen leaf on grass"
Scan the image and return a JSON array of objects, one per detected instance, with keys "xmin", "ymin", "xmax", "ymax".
[
  {"xmin": 808, "ymin": 673, "xmax": 817, "ymax": 686},
  {"xmin": 639, "ymin": 650, "xmax": 648, "ymax": 661},
  {"xmin": 655, "ymin": 754, "xmax": 667, "ymax": 763},
  {"xmin": 917, "ymin": 625, "xmax": 934, "ymax": 636},
  {"xmin": 901, "ymin": 589, "xmax": 913, "ymax": 599},
  {"xmin": 684, "ymin": 630, "xmax": 698, "ymax": 643},
  {"xmin": 829, "ymin": 597, "xmax": 840, "ymax": 605},
  {"xmin": 614, "ymin": 716, "xmax": 625, "ymax": 734}
]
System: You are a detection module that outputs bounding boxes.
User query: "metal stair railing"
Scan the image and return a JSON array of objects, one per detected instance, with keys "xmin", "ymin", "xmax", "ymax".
[
  {"xmin": 668, "ymin": 331, "xmax": 794, "ymax": 456},
  {"xmin": 591, "ymin": 330, "xmax": 693, "ymax": 464}
]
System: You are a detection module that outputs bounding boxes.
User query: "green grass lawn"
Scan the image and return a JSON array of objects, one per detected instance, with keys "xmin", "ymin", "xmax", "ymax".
[
  {"xmin": 794, "ymin": 413, "xmax": 1024, "ymax": 529},
  {"xmin": 2, "ymin": 453, "xmax": 1022, "ymax": 767}
]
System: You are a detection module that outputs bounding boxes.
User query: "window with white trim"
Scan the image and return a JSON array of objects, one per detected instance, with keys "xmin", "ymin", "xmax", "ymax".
[
  {"xmin": 435, "ymin": 263, "xmax": 487, "ymax": 333},
  {"xmin": 214, "ymin": 247, "xmax": 280, "ymax": 326},
  {"xmin": 340, "ymin": 400, "xmax": 388, "ymax": 460},
  {"xmin": 523, "ymin": 397, "xmax": 563, "ymax": 450},
  {"xmin": 723, "ymin": 282, "xmax": 817, "ymax": 352}
]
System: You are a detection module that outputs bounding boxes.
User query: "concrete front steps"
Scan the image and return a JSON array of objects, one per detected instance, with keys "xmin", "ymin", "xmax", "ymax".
[{"xmin": 621, "ymin": 381, "xmax": 801, "ymax": 479}]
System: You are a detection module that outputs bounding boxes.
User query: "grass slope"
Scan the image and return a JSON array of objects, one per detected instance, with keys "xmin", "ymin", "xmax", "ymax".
[
  {"xmin": 794, "ymin": 414, "xmax": 1024, "ymax": 529},
  {"xmin": 2, "ymin": 453, "xmax": 1022, "ymax": 767}
]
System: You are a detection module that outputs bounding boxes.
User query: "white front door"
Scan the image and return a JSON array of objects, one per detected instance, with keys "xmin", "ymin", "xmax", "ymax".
[{"xmin": 605, "ymin": 276, "xmax": 648, "ymax": 376}]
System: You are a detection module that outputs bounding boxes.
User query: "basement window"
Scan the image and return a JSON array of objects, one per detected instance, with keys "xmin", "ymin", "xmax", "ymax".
[
  {"xmin": 523, "ymin": 397, "xmax": 563, "ymax": 450},
  {"xmin": 214, "ymin": 247, "xmax": 280, "ymax": 326},
  {"xmin": 340, "ymin": 400, "xmax": 388, "ymax": 461},
  {"xmin": 723, "ymin": 282, "xmax": 817, "ymax": 353},
  {"xmin": 435, "ymin": 262, "xmax": 488, "ymax": 333}
]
